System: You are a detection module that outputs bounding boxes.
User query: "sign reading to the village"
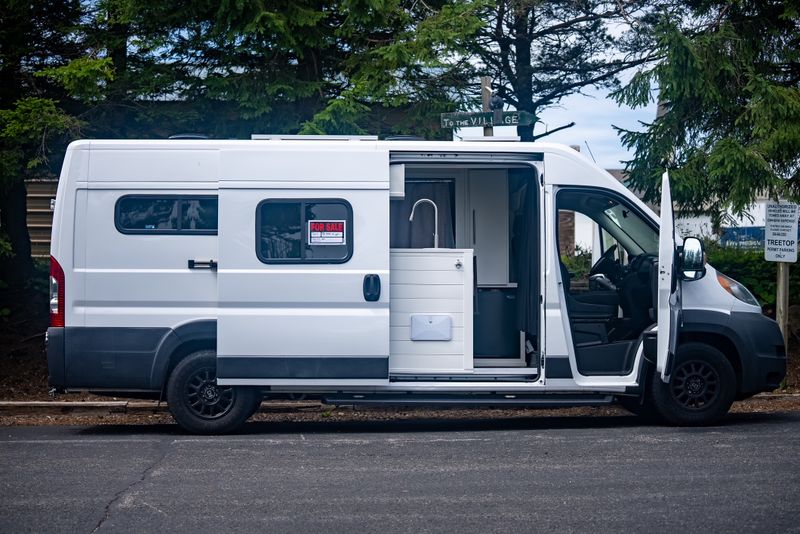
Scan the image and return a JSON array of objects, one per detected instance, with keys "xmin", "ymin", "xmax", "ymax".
[
  {"xmin": 440, "ymin": 110, "xmax": 536, "ymax": 129},
  {"xmin": 765, "ymin": 202, "xmax": 799, "ymax": 262}
]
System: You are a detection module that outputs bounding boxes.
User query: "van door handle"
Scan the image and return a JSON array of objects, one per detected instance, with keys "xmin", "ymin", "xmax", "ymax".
[
  {"xmin": 363, "ymin": 274, "xmax": 381, "ymax": 302},
  {"xmin": 188, "ymin": 259, "xmax": 217, "ymax": 270}
]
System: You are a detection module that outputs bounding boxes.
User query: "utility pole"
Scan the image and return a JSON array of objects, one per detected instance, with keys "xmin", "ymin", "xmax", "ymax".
[{"xmin": 481, "ymin": 76, "xmax": 493, "ymax": 137}]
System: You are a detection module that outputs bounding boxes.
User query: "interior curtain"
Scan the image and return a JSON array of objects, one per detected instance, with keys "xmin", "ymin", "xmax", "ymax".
[
  {"xmin": 511, "ymin": 169, "xmax": 538, "ymax": 334},
  {"xmin": 390, "ymin": 181, "xmax": 455, "ymax": 248}
]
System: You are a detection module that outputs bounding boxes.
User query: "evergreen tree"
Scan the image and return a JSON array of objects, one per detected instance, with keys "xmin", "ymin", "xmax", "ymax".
[
  {"xmin": 464, "ymin": 0, "xmax": 655, "ymax": 141},
  {"xmin": 614, "ymin": 0, "xmax": 800, "ymax": 224},
  {"xmin": 0, "ymin": 0, "xmax": 82, "ymax": 283}
]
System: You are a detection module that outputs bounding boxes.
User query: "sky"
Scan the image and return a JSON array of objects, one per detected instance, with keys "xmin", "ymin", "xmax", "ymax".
[{"xmin": 455, "ymin": 86, "xmax": 658, "ymax": 170}]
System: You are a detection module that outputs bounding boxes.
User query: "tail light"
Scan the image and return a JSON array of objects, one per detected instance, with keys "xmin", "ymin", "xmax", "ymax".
[{"xmin": 49, "ymin": 256, "xmax": 65, "ymax": 327}]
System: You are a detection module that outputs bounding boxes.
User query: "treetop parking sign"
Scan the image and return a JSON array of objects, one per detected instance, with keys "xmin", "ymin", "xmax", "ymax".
[{"xmin": 765, "ymin": 202, "xmax": 799, "ymax": 263}]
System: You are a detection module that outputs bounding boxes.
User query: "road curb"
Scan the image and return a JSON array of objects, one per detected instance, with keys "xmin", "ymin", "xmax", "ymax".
[
  {"xmin": 0, "ymin": 400, "xmax": 324, "ymax": 416},
  {"xmin": 0, "ymin": 394, "xmax": 798, "ymax": 417}
]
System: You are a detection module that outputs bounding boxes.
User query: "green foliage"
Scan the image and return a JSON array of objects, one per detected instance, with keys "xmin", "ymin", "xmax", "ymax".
[
  {"xmin": 26, "ymin": 259, "xmax": 50, "ymax": 295},
  {"xmin": 614, "ymin": 1, "xmax": 800, "ymax": 225},
  {"xmin": 561, "ymin": 245, "xmax": 593, "ymax": 285},
  {"xmin": 705, "ymin": 242, "xmax": 800, "ymax": 308},
  {"xmin": 37, "ymin": 58, "xmax": 115, "ymax": 103},
  {"xmin": 0, "ymin": 233, "xmax": 13, "ymax": 259},
  {"xmin": 0, "ymin": 98, "xmax": 82, "ymax": 174}
]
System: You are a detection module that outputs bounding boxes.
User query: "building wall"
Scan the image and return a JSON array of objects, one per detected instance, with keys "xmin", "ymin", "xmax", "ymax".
[{"xmin": 25, "ymin": 180, "xmax": 58, "ymax": 258}]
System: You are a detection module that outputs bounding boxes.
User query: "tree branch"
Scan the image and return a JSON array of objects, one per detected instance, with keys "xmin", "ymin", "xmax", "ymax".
[{"xmin": 533, "ymin": 121, "xmax": 575, "ymax": 140}]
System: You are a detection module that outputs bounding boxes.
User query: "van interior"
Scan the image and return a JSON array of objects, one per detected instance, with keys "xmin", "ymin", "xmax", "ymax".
[
  {"xmin": 556, "ymin": 189, "xmax": 659, "ymax": 376},
  {"xmin": 389, "ymin": 163, "xmax": 659, "ymax": 379},
  {"xmin": 390, "ymin": 164, "xmax": 539, "ymax": 376}
]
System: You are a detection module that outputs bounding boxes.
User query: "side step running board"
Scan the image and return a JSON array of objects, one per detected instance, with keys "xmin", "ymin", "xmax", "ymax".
[{"xmin": 322, "ymin": 393, "xmax": 615, "ymax": 408}]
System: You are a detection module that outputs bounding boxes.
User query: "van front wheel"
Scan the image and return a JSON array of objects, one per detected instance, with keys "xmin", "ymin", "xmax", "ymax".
[
  {"xmin": 650, "ymin": 342, "xmax": 736, "ymax": 426},
  {"xmin": 167, "ymin": 350, "xmax": 258, "ymax": 434}
]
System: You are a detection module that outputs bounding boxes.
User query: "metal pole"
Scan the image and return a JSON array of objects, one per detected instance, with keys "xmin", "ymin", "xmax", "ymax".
[
  {"xmin": 481, "ymin": 76, "xmax": 493, "ymax": 137},
  {"xmin": 777, "ymin": 262, "xmax": 790, "ymax": 341}
]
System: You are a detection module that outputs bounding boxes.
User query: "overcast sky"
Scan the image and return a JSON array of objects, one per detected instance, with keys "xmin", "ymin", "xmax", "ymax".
[{"xmin": 456, "ymin": 86, "xmax": 658, "ymax": 170}]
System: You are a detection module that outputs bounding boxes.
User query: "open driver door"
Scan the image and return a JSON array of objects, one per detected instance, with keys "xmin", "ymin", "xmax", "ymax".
[{"xmin": 656, "ymin": 171, "xmax": 681, "ymax": 382}]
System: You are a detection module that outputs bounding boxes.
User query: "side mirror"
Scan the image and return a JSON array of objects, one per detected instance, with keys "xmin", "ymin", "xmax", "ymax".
[{"xmin": 681, "ymin": 237, "xmax": 706, "ymax": 280}]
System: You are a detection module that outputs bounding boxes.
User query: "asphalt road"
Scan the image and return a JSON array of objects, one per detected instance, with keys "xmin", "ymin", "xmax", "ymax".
[{"xmin": 1, "ymin": 413, "xmax": 799, "ymax": 533}]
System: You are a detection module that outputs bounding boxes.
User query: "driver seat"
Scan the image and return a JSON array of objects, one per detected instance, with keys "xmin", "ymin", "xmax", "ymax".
[{"xmin": 559, "ymin": 261, "xmax": 619, "ymax": 320}]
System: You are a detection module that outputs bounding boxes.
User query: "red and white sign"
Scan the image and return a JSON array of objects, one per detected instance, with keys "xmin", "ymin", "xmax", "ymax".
[{"xmin": 308, "ymin": 220, "xmax": 346, "ymax": 245}]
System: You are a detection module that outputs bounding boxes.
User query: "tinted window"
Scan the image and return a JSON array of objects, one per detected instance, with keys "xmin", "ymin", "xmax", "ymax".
[
  {"xmin": 116, "ymin": 196, "xmax": 217, "ymax": 234},
  {"xmin": 259, "ymin": 202, "xmax": 302, "ymax": 260},
  {"xmin": 181, "ymin": 198, "xmax": 218, "ymax": 231},
  {"xmin": 257, "ymin": 199, "xmax": 352, "ymax": 264}
]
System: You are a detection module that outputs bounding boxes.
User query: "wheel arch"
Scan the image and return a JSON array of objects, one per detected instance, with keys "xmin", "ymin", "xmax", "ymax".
[
  {"xmin": 679, "ymin": 310, "xmax": 745, "ymax": 393},
  {"xmin": 678, "ymin": 332, "xmax": 742, "ymax": 391},
  {"xmin": 149, "ymin": 320, "xmax": 216, "ymax": 390}
]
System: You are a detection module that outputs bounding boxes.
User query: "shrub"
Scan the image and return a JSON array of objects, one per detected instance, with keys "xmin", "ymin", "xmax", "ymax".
[
  {"xmin": 704, "ymin": 241, "xmax": 800, "ymax": 308},
  {"xmin": 561, "ymin": 244, "xmax": 593, "ymax": 286}
]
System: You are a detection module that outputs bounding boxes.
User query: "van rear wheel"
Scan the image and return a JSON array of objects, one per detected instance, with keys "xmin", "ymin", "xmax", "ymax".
[
  {"xmin": 167, "ymin": 350, "xmax": 258, "ymax": 434},
  {"xmin": 650, "ymin": 342, "xmax": 736, "ymax": 426}
]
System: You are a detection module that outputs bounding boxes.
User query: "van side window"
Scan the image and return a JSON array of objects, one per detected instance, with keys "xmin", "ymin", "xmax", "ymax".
[
  {"xmin": 115, "ymin": 196, "xmax": 218, "ymax": 234},
  {"xmin": 257, "ymin": 199, "xmax": 353, "ymax": 264}
]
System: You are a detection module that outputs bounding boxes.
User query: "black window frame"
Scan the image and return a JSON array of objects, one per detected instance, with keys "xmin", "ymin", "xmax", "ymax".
[
  {"xmin": 256, "ymin": 198, "xmax": 354, "ymax": 264},
  {"xmin": 114, "ymin": 194, "xmax": 219, "ymax": 235}
]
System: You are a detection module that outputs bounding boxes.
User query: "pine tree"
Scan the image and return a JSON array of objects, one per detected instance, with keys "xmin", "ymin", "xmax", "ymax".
[{"xmin": 614, "ymin": 0, "xmax": 800, "ymax": 223}]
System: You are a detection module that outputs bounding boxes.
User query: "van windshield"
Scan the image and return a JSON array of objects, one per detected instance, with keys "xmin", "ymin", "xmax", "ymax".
[
  {"xmin": 557, "ymin": 189, "xmax": 659, "ymax": 256},
  {"xmin": 600, "ymin": 202, "xmax": 659, "ymax": 255}
]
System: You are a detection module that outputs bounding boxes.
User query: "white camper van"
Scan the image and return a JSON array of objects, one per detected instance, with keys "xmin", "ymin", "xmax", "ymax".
[{"xmin": 46, "ymin": 136, "xmax": 786, "ymax": 433}]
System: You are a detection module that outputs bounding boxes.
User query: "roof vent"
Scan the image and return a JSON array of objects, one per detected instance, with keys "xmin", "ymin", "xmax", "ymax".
[
  {"xmin": 251, "ymin": 134, "xmax": 378, "ymax": 141},
  {"xmin": 384, "ymin": 135, "xmax": 425, "ymax": 141},
  {"xmin": 168, "ymin": 134, "xmax": 209, "ymax": 140}
]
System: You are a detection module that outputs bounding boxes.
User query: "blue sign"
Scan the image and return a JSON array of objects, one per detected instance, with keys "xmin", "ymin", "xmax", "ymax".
[{"xmin": 720, "ymin": 226, "xmax": 800, "ymax": 249}]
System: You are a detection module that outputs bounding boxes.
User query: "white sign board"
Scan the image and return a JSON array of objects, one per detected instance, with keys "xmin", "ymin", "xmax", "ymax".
[
  {"xmin": 308, "ymin": 220, "xmax": 346, "ymax": 245},
  {"xmin": 765, "ymin": 202, "xmax": 799, "ymax": 263}
]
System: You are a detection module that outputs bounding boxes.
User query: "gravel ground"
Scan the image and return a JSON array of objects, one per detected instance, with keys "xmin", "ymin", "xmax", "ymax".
[{"xmin": 1, "ymin": 395, "xmax": 798, "ymax": 428}]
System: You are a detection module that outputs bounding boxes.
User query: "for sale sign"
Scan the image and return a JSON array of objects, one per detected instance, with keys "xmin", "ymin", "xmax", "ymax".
[
  {"xmin": 308, "ymin": 220, "xmax": 346, "ymax": 245},
  {"xmin": 765, "ymin": 202, "xmax": 799, "ymax": 263}
]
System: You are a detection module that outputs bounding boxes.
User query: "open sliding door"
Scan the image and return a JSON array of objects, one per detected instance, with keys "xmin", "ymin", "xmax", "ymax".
[{"xmin": 216, "ymin": 145, "xmax": 390, "ymax": 386}]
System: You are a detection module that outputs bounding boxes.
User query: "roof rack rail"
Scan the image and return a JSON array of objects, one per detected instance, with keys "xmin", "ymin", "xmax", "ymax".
[
  {"xmin": 460, "ymin": 136, "xmax": 520, "ymax": 142},
  {"xmin": 251, "ymin": 134, "xmax": 378, "ymax": 141}
]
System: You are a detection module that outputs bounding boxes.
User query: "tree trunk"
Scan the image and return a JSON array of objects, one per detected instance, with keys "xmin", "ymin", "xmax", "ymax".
[
  {"xmin": 0, "ymin": 180, "xmax": 34, "ymax": 286},
  {"xmin": 512, "ymin": 8, "xmax": 535, "ymax": 142}
]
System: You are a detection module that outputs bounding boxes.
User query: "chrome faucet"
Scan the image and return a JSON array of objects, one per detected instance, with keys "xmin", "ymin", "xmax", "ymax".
[{"xmin": 409, "ymin": 198, "xmax": 439, "ymax": 248}]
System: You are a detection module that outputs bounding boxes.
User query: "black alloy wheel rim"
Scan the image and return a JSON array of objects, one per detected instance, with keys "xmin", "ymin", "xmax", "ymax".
[
  {"xmin": 185, "ymin": 367, "xmax": 235, "ymax": 419},
  {"xmin": 670, "ymin": 359, "xmax": 720, "ymax": 410}
]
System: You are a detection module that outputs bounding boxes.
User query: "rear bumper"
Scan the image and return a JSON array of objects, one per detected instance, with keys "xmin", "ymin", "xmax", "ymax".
[{"xmin": 46, "ymin": 327, "xmax": 66, "ymax": 390}]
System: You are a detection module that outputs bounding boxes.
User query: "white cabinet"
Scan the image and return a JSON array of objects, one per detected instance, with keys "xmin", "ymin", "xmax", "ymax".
[{"xmin": 389, "ymin": 249, "xmax": 473, "ymax": 374}]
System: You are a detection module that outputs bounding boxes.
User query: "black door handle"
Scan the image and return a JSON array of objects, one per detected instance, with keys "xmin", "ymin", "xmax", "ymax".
[
  {"xmin": 188, "ymin": 259, "xmax": 217, "ymax": 270},
  {"xmin": 363, "ymin": 274, "xmax": 381, "ymax": 302}
]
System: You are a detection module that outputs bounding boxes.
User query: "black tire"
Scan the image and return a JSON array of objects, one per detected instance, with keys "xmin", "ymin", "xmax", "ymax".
[
  {"xmin": 167, "ymin": 350, "xmax": 259, "ymax": 434},
  {"xmin": 650, "ymin": 342, "xmax": 736, "ymax": 426}
]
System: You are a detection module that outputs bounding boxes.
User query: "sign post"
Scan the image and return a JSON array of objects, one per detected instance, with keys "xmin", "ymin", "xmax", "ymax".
[
  {"xmin": 765, "ymin": 201, "xmax": 799, "ymax": 341},
  {"xmin": 480, "ymin": 76, "xmax": 493, "ymax": 137}
]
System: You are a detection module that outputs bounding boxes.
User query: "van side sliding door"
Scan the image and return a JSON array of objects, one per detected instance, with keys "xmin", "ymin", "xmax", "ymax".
[{"xmin": 216, "ymin": 145, "xmax": 391, "ymax": 386}]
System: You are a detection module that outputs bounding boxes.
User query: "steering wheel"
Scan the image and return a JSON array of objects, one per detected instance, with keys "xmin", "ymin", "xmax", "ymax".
[{"xmin": 589, "ymin": 244, "xmax": 618, "ymax": 278}]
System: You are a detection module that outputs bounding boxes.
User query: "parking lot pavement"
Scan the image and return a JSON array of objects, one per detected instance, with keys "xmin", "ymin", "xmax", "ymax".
[{"xmin": 1, "ymin": 412, "xmax": 799, "ymax": 533}]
